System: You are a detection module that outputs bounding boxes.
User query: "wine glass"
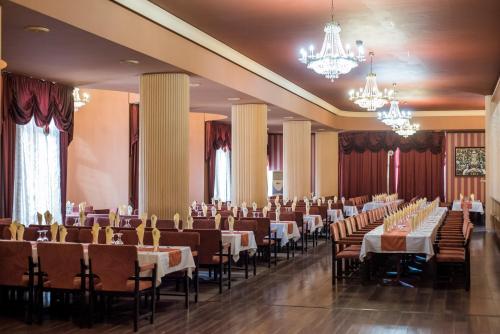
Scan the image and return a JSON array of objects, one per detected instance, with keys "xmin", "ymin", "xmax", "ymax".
[
  {"xmin": 124, "ymin": 219, "xmax": 131, "ymax": 228},
  {"xmin": 36, "ymin": 230, "xmax": 45, "ymax": 242},
  {"xmin": 114, "ymin": 233, "xmax": 124, "ymax": 245},
  {"xmin": 75, "ymin": 217, "xmax": 80, "ymax": 227}
]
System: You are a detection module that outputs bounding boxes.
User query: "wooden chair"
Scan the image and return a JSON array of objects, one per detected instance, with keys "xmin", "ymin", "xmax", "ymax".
[
  {"xmin": 330, "ymin": 222, "xmax": 361, "ymax": 284},
  {"xmin": 88, "ymin": 244, "xmax": 157, "ymax": 332},
  {"xmin": 0, "ymin": 240, "xmax": 36, "ymax": 324}
]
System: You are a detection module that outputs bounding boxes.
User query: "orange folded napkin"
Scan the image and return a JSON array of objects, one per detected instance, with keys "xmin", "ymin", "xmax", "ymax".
[
  {"xmin": 151, "ymin": 214, "xmax": 158, "ymax": 229},
  {"xmin": 50, "ymin": 222, "xmax": 59, "ymax": 242},
  {"xmin": 91, "ymin": 223, "xmax": 100, "ymax": 244},
  {"xmin": 8, "ymin": 222, "xmax": 17, "ymax": 240},
  {"xmin": 16, "ymin": 223, "xmax": 25, "ymax": 241},
  {"xmin": 59, "ymin": 226, "xmax": 68, "ymax": 243},
  {"xmin": 215, "ymin": 213, "xmax": 222, "ymax": 230}
]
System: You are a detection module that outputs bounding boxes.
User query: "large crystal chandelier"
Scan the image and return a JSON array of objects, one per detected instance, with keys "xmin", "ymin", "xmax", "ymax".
[
  {"xmin": 349, "ymin": 52, "xmax": 392, "ymax": 111},
  {"xmin": 73, "ymin": 88, "xmax": 90, "ymax": 111},
  {"xmin": 299, "ymin": 0, "xmax": 365, "ymax": 81},
  {"xmin": 394, "ymin": 119, "xmax": 420, "ymax": 138},
  {"xmin": 377, "ymin": 84, "xmax": 411, "ymax": 127}
]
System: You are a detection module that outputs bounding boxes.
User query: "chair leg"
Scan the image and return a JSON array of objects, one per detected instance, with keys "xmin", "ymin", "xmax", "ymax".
[
  {"xmin": 27, "ymin": 287, "xmax": 33, "ymax": 325},
  {"xmin": 195, "ymin": 263, "xmax": 199, "ymax": 303},
  {"xmin": 218, "ymin": 263, "xmax": 223, "ymax": 294},
  {"xmin": 151, "ymin": 286, "xmax": 156, "ymax": 324},
  {"xmin": 245, "ymin": 251, "xmax": 249, "ymax": 279},
  {"xmin": 134, "ymin": 292, "xmax": 139, "ymax": 332},
  {"xmin": 253, "ymin": 254, "xmax": 257, "ymax": 276},
  {"xmin": 268, "ymin": 244, "xmax": 271, "ymax": 268},
  {"xmin": 184, "ymin": 274, "xmax": 189, "ymax": 309},
  {"xmin": 286, "ymin": 243, "xmax": 290, "ymax": 260},
  {"xmin": 274, "ymin": 241, "xmax": 278, "ymax": 266},
  {"xmin": 228, "ymin": 259, "xmax": 232, "ymax": 290}
]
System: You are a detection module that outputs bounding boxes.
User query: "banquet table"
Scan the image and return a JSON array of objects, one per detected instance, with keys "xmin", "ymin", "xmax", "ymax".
[
  {"xmin": 361, "ymin": 199, "xmax": 404, "ymax": 212},
  {"xmin": 270, "ymin": 221, "xmax": 301, "ymax": 247},
  {"xmin": 344, "ymin": 205, "xmax": 359, "ymax": 217},
  {"xmin": 30, "ymin": 242, "xmax": 195, "ymax": 286},
  {"xmin": 359, "ymin": 207, "xmax": 447, "ymax": 261},
  {"xmin": 451, "ymin": 200, "xmax": 484, "ymax": 214},
  {"xmin": 303, "ymin": 214, "xmax": 324, "ymax": 232},
  {"xmin": 327, "ymin": 209, "xmax": 344, "ymax": 223},
  {"xmin": 221, "ymin": 230, "xmax": 257, "ymax": 262}
]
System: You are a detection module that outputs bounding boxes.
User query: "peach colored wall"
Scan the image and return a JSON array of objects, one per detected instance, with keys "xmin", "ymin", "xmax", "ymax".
[
  {"xmin": 189, "ymin": 113, "xmax": 205, "ymax": 202},
  {"xmin": 67, "ymin": 89, "xmax": 129, "ymax": 209}
]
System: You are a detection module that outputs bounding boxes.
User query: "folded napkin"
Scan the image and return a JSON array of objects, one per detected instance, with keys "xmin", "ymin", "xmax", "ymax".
[
  {"xmin": 59, "ymin": 226, "xmax": 68, "ymax": 243},
  {"xmin": 252, "ymin": 202, "xmax": 257, "ymax": 211},
  {"xmin": 109, "ymin": 211, "xmax": 116, "ymax": 227},
  {"xmin": 191, "ymin": 200, "xmax": 197, "ymax": 210},
  {"xmin": 217, "ymin": 201, "xmax": 222, "ymax": 210},
  {"xmin": 211, "ymin": 206, "xmax": 217, "ymax": 217},
  {"xmin": 37, "ymin": 212, "xmax": 43, "ymax": 225},
  {"xmin": 305, "ymin": 203, "xmax": 310, "ymax": 216},
  {"xmin": 291, "ymin": 202, "xmax": 296, "ymax": 212},
  {"xmin": 267, "ymin": 201, "xmax": 272, "ymax": 210},
  {"xmin": 78, "ymin": 202, "xmax": 86, "ymax": 213},
  {"xmin": 211, "ymin": 198, "xmax": 215, "ymax": 205},
  {"xmin": 228, "ymin": 216, "xmax": 235, "ymax": 232},
  {"xmin": 241, "ymin": 201, "xmax": 247, "ymax": 209},
  {"xmin": 341, "ymin": 197, "xmax": 345, "ymax": 205},
  {"xmin": 106, "ymin": 226, "xmax": 114, "ymax": 245},
  {"xmin": 79, "ymin": 211, "xmax": 86, "ymax": 226},
  {"xmin": 44, "ymin": 210, "xmax": 52, "ymax": 225},
  {"xmin": 334, "ymin": 196, "xmax": 338, "ymax": 203},
  {"xmin": 215, "ymin": 213, "xmax": 222, "ymax": 230},
  {"xmin": 127, "ymin": 205, "xmax": 133, "ymax": 215},
  {"xmin": 232, "ymin": 207, "xmax": 238, "ymax": 218},
  {"xmin": 242, "ymin": 207, "xmax": 248, "ymax": 218},
  {"xmin": 317, "ymin": 198, "xmax": 322, "ymax": 206},
  {"xmin": 16, "ymin": 223, "xmax": 25, "ymax": 241},
  {"xmin": 136, "ymin": 223, "xmax": 145, "ymax": 246},
  {"xmin": 151, "ymin": 214, "xmax": 158, "ymax": 229},
  {"xmin": 321, "ymin": 196, "xmax": 325, "ymax": 204},
  {"xmin": 274, "ymin": 196, "xmax": 279, "ymax": 206},
  {"xmin": 470, "ymin": 193, "xmax": 475, "ymax": 201},
  {"xmin": 202, "ymin": 205, "xmax": 208, "ymax": 217},
  {"xmin": 275, "ymin": 208, "xmax": 280, "ymax": 222},
  {"xmin": 50, "ymin": 222, "xmax": 59, "ymax": 242},
  {"xmin": 140, "ymin": 212, "xmax": 148, "ymax": 226},
  {"xmin": 262, "ymin": 207, "xmax": 268, "ymax": 217},
  {"xmin": 188, "ymin": 207, "xmax": 192, "ymax": 218},
  {"xmin": 91, "ymin": 223, "xmax": 100, "ymax": 244},
  {"xmin": 293, "ymin": 196, "xmax": 298, "ymax": 203},
  {"xmin": 328, "ymin": 199, "xmax": 333, "ymax": 210},
  {"xmin": 152, "ymin": 228, "xmax": 161, "ymax": 251},
  {"xmin": 185, "ymin": 216, "xmax": 193, "ymax": 230},
  {"xmin": 459, "ymin": 193, "xmax": 464, "ymax": 201},
  {"xmin": 173, "ymin": 213, "xmax": 180, "ymax": 230},
  {"xmin": 8, "ymin": 222, "xmax": 17, "ymax": 240}
]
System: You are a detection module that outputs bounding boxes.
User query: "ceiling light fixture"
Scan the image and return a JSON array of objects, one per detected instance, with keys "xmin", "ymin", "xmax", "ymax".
[
  {"xmin": 227, "ymin": 97, "xmax": 240, "ymax": 101},
  {"xmin": 377, "ymin": 83, "xmax": 412, "ymax": 127},
  {"xmin": 349, "ymin": 52, "xmax": 392, "ymax": 111},
  {"xmin": 394, "ymin": 119, "xmax": 419, "ymax": 138},
  {"xmin": 120, "ymin": 59, "xmax": 140, "ymax": 65},
  {"xmin": 73, "ymin": 88, "xmax": 90, "ymax": 111},
  {"xmin": 299, "ymin": 0, "xmax": 365, "ymax": 81},
  {"xmin": 24, "ymin": 25, "xmax": 50, "ymax": 33},
  {"xmin": 283, "ymin": 116, "xmax": 294, "ymax": 120},
  {"xmin": 189, "ymin": 82, "xmax": 201, "ymax": 87}
]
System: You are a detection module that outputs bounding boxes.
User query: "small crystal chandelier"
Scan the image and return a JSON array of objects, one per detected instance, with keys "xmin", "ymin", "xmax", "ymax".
[
  {"xmin": 299, "ymin": 0, "xmax": 365, "ymax": 82},
  {"xmin": 377, "ymin": 84, "xmax": 411, "ymax": 127},
  {"xmin": 349, "ymin": 52, "xmax": 393, "ymax": 111},
  {"xmin": 73, "ymin": 88, "xmax": 90, "ymax": 111},
  {"xmin": 394, "ymin": 119, "xmax": 420, "ymax": 138}
]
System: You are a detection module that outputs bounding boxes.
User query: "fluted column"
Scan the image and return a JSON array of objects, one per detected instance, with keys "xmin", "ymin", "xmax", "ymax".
[
  {"xmin": 283, "ymin": 121, "xmax": 311, "ymax": 199},
  {"xmin": 139, "ymin": 73, "xmax": 189, "ymax": 218},
  {"xmin": 231, "ymin": 104, "xmax": 268, "ymax": 206},
  {"xmin": 315, "ymin": 131, "xmax": 339, "ymax": 197}
]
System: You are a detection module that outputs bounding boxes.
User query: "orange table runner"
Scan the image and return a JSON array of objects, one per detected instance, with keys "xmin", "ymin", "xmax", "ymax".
[
  {"xmin": 138, "ymin": 247, "xmax": 182, "ymax": 267},
  {"xmin": 286, "ymin": 222, "xmax": 293, "ymax": 234},
  {"xmin": 381, "ymin": 223, "xmax": 410, "ymax": 252},
  {"xmin": 222, "ymin": 231, "xmax": 250, "ymax": 247}
]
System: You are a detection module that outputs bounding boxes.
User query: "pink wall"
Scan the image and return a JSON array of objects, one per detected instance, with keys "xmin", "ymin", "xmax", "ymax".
[
  {"xmin": 189, "ymin": 113, "xmax": 205, "ymax": 202},
  {"xmin": 445, "ymin": 132, "xmax": 486, "ymax": 202},
  {"xmin": 67, "ymin": 89, "xmax": 130, "ymax": 209}
]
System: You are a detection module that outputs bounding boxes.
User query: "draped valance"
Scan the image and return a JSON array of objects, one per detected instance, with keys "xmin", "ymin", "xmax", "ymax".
[
  {"xmin": 339, "ymin": 131, "xmax": 445, "ymax": 154},
  {"xmin": 2, "ymin": 73, "xmax": 74, "ymax": 141},
  {"xmin": 205, "ymin": 121, "xmax": 231, "ymax": 161}
]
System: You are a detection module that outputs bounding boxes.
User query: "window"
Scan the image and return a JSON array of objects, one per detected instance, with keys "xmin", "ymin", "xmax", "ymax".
[
  {"xmin": 214, "ymin": 148, "xmax": 231, "ymax": 202},
  {"xmin": 13, "ymin": 119, "xmax": 62, "ymax": 225}
]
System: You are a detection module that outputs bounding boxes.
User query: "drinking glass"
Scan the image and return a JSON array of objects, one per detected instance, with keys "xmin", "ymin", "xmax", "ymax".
[
  {"xmin": 37, "ymin": 230, "xmax": 45, "ymax": 242},
  {"xmin": 124, "ymin": 219, "xmax": 131, "ymax": 228},
  {"xmin": 114, "ymin": 233, "xmax": 124, "ymax": 245}
]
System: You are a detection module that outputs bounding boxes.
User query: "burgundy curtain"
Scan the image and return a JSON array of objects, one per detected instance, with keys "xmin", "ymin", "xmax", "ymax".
[
  {"xmin": 0, "ymin": 73, "xmax": 74, "ymax": 218},
  {"xmin": 397, "ymin": 149, "xmax": 445, "ymax": 202},
  {"xmin": 205, "ymin": 121, "xmax": 231, "ymax": 200},
  {"xmin": 340, "ymin": 149, "xmax": 393, "ymax": 199},
  {"xmin": 267, "ymin": 134, "xmax": 283, "ymax": 171},
  {"xmin": 129, "ymin": 104, "xmax": 139, "ymax": 209}
]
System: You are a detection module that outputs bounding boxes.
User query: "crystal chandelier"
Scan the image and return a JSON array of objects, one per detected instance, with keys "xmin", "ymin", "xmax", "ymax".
[
  {"xmin": 299, "ymin": 0, "xmax": 365, "ymax": 81},
  {"xmin": 349, "ymin": 52, "xmax": 392, "ymax": 111},
  {"xmin": 377, "ymin": 84, "xmax": 411, "ymax": 127},
  {"xmin": 394, "ymin": 119, "xmax": 420, "ymax": 138},
  {"xmin": 73, "ymin": 88, "xmax": 90, "ymax": 111}
]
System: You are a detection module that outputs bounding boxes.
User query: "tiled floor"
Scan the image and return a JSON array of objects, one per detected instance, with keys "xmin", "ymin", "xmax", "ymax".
[{"xmin": 1, "ymin": 232, "xmax": 499, "ymax": 333}]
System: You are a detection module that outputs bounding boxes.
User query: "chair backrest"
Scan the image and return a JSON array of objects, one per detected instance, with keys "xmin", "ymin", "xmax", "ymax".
[
  {"xmin": 94, "ymin": 209, "xmax": 110, "ymax": 214},
  {"xmin": 192, "ymin": 219, "xmax": 217, "ymax": 230},
  {"xmin": 37, "ymin": 242, "xmax": 84, "ymax": 289},
  {"xmin": 231, "ymin": 220, "xmax": 257, "ymax": 232},
  {"xmin": 0, "ymin": 240, "xmax": 33, "ymax": 286},
  {"xmin": 126, "ymin": 219, "xmax": 143, "ymax": 228},
  {"xmin": 88, "ymin": 244, "xmax": 137, "ymax": 292},
  {"xmin": 156, "ymin": 219, "xmax": 181, "ymax": 230},
  {"xmin": 65, "ymin": 228, "xmax": 80, "ymax": 243},
  {"xmin": 78, "ymin": 229, "xmax": 106, "ymax": 244},
  {"xmin": 120, "ymin": 230, "xmax": 139, "ymax": 245},
  {"xmin": 95, "ymin": 217, "xmax": 111, "ymax": 227},
  {"xmin": 191, "ymin": 229, "xmax": 221, "ymax": 264},
  {"xmin": 162, "ymin": 231, "xmax": 200, "ymax": 252},
  {"xmin": 241, "ymin": 217, "xmax": 269, "ymax": 246}
]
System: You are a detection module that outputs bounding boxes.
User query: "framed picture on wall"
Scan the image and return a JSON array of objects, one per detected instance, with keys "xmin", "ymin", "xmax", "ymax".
[{"xmin": 455, "ymin": 147, "xmax": 485, "ymax": 176}]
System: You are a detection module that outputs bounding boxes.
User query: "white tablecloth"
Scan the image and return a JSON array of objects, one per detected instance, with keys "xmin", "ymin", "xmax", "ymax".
[
  {"xmin": 270, "ymin": 221, "xmax": 301, "ymax": 247},
  {"xmin": 359, "ymin": 207, "xmax": 447, "ymax": 261},
  {"xmin": 451, "ymin": 200, "xmax": 484, "ymax": 214},
  {"xmin": 31, "ymin": 243, "xmax": 195, "ymax": 286},
  {"xmin": 303, "ymin": 214, "xmax": 324, "ymax": 232},
  {"xmin": 221, "ymin": 230, "xmax": 257, "ymax": 262},
  {"xmin": 344, "ymin": 205, "xmax": 359, "ymax": 217},
  {"xmin": 327, "ymin": 209, "xmax": 344, "ymax": 223},
  {"xmin": 362, "ymin": 199, "xmax": 404, "ymax": 212}
]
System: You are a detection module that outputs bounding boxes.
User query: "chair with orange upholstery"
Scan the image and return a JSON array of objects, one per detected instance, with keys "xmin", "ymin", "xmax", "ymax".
[
  {"xmin": 36, "ymin": 243, "xmax": 87, "ymax": 325},
  {"xmin": 330, "ymin": 222, "xmax": 361, "ymax": 284},
  {"xmin": 88, "ymin": 244, "xmax": 157, "ymax": 332},
  {"xmin": 0, "ymin": 240, "xmax": 36, "ymax": 324}
]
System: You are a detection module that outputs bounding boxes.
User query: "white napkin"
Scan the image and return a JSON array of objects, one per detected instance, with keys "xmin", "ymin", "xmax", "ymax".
[
  {"xmin": 291, "ymin": 202, "xmax": 296, "ymax": 212},
  {"xmin": 317, "ymin": 198, "xmax": 322, "ymax": 206},
  {"xmin": 334, "ymin": 196, "xmax": 338, "ymax": 203},
  {"xmin": 217, "ymin": 201, "xmax": 222, "ymax": 210},
  {"xmin": 305, "ymin": 203, "xmax": 310, "ymax": 216},
  {"xmin": 252, "ymin": 202, "xmax": 257, "ymax": 211},
  {"xmin": 211, "ymin": 206, "xmax": 217, "ymax": 217},
  {"xmin": 241, "ymin": 201, "xmax": 247, "ymax": 209},
  {"xmin": 215, "ymin": 213, "xmax": 222, "ymax": 230},
  {"xmin": 211, "ymin": 198, "xmax": 215, "ymax": 205},
  {"xmin": 275, "ymin": 208, "xmax": 280, "ymax": 222},
  {"xmin": 188, "ymin": 207, "xmax": 192, "ymax": 218},
  {"xmin": 328, "ymin": 199, "xmax": 333, "ymax": 210},
  {"xmin": 191, "ymin": 201, "xmax": 197, "ymax": 210},
  {"xmin": 262, "ymin": 207, "xmax": 268, "ymax": 218},
  {"xmin": 202, "ymin": 204, "xmax": 208, "ymax": 217},
  {"xmin": 127, "ymin": 205, "xmax": 133, "ymax": 215},
  {"xmin": 186, "ymin": 216, "xmax": 193, "ymax": 230},
  {"xmin": 173, "ymin": 213, "xmax": 180, "ymax": 230},
  {"xmin": 232, "ymin": 206, "xmax": 238, "ymax": 218},
  {"xmin": 341, "ymin": 197, "xmax": 345, "ymax": 205},
  {"xmin": 228, "ymin": 216, "xmax": 235, "ymax": 232},
  {"xmin": 242, "ymin": 207, "xmax": 248, "ymax": 218},
  {"xmin": 470, "ymin": 194, "xmax": 475, "ymax": 201}
]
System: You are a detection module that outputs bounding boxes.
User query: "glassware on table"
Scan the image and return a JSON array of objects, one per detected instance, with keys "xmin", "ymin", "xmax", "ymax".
[
  {"xmin": 37, "ymin": 230, "xmax": 49, "ymax": 242},
  {"xmin": 74, "ymin": 217, "xmax": 80, "ymax": 227},
  {"xmin": 123, "ymin": 219, "xmax": 131, "ymax": 228},
  {"xmin": 113, "ymin": 232, "xmax": 124, "ymax": 245}
]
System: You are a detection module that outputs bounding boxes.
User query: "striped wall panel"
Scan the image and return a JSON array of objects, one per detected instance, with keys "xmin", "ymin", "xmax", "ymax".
[{"xmin": 445, "ymin": 132, "xmax": 486, "ymax": 202}]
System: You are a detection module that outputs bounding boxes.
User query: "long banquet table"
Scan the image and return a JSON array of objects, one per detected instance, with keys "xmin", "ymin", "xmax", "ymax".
[
  {"xmin": 270, "ymin": 221, "xmax": 301, "ymax": 247},
  {"xmin": 360, "ymin": 207, "xmax": 447, "ymax": 261},
  {"xmin": 361, "ymin": 199, "xmax": 404, "ymax": 212},
  {"xmin": 221, "ymin": 230, "xmax": 257, "ymax": 261},
  {"xmin": 451, "ymin": 200, "xmax": 484, "ymax": 214}
]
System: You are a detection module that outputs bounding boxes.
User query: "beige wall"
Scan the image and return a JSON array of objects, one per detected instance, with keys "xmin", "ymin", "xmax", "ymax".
[
  {"xmin": 189, "ymin": 113, "xmax": 206, "ymax": 203},
  {"xmin": 486, "ymin": 91, "xmax": 500, "ymax": 231},
  {"xmin": 67, "ymin": 89, "xmax": 129, "ymax": 209},
  {"xmin": 315, "ymin": 132, "xmax": 339, "ymax": 197}
]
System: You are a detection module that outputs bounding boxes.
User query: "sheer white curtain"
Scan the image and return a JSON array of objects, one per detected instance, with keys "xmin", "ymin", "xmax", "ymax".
[
  {"xmin": 214, "ymin": 148, "xmax": 231, "ymax": 202},
  {"xmin": 13, "ymin": 118, "xmax": 62, "ymax": 225}
]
